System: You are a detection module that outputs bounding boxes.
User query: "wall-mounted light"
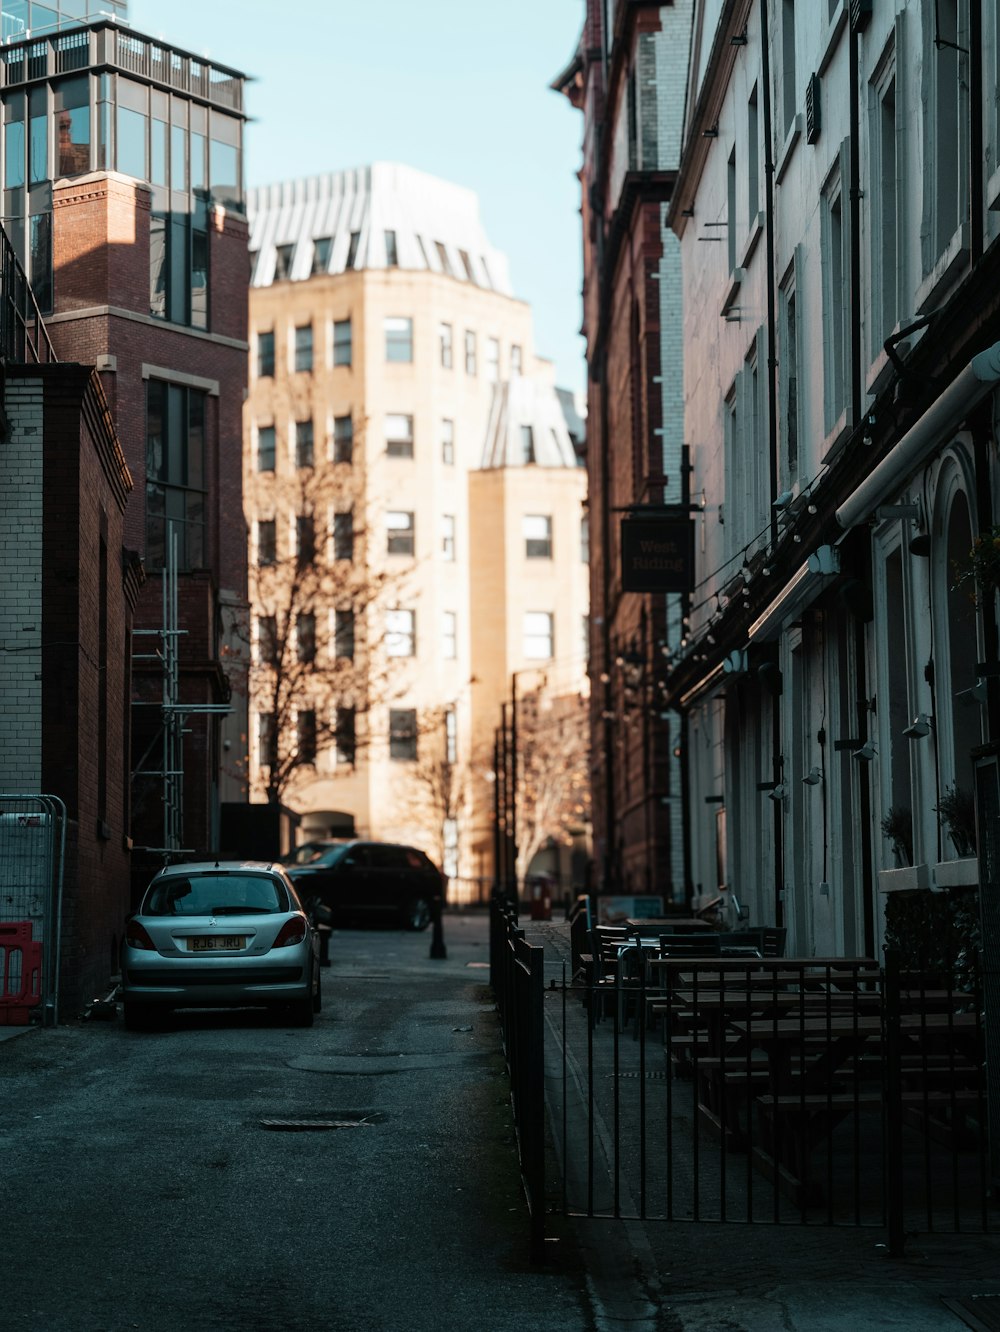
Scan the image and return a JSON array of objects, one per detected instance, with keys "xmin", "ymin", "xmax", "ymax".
[
  {"xmin": 903, "ymin": 713, "xmax": 932, "ymax": 739},
  {"xmin": 773, "ymin": 490, "xmax": 794, "ymax": 510},
  {"xmin": 767, "ymin": 783, "xmax": 787, "ymax": 802},
  {"xmin": 802, "ymin": 766, "xmax": 822, "ymax": 786},
  {"xmin": 852, "ymin": 741, "xmax": 877, "ymax": 762}
]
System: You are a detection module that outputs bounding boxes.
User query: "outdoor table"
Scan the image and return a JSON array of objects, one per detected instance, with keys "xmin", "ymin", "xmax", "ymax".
[{"xmin": 626, "ymin": 917, "xmax": 716, "ymax": 932}]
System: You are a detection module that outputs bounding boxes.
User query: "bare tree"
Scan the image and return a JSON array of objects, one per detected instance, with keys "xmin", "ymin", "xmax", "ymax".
[
  {"xmin": 399, "ymin": 705, "xmax": 468, "ymax": 869},
  {"xmin": 244, "ymin": 424, "xmax": 405, "ymax": 804},
  {"xmin": 514, "ymin": 688, "xmax": 592, "ymax": 882}
]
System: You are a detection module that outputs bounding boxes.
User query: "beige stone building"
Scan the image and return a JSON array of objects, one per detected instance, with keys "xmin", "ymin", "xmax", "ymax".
[{"xmin": 244, "ymin": 164, "xmax": 589, "ymax": 900}]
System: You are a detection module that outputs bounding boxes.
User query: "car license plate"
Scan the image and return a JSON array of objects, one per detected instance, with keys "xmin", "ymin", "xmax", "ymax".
[{"xmin": 189, "ymin": 936, "xmax": 245, "ymax": 952}]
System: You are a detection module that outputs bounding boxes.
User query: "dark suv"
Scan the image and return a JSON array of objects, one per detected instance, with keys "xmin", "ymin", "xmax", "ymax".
[{"xmin": 284, "ymin": 840, "xmax": 444, "ymax": 931}]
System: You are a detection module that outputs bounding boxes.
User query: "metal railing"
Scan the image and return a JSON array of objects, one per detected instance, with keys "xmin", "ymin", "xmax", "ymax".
[{"xmin": 0, "ymin": 226, "xmax": 56, "ymax": 367}]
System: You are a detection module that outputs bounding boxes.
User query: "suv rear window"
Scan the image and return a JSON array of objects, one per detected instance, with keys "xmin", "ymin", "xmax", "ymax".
[{"xmin": 144, "ymin": 873, "xmax": 288, "ymax": 917}]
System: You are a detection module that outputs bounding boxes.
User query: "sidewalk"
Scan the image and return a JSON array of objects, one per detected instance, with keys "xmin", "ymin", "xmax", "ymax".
[{"xmin": 524, "ymin": 915, "xmax": 1000, "ymax": 1332}]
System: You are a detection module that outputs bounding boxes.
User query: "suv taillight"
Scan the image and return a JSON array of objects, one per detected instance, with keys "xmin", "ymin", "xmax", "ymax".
[
  {"xmin": 273, "ymin": 916, "xmax": 307, "ymax": 948},
  {"xmin": 125, "ymin": 920, "xmax": 155, "ymax": 951}
]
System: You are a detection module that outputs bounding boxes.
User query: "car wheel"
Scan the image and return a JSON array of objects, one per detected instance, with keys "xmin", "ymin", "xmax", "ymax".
[
  {"xmin": 404, "ymin": 897, "xmax": 431, "ymax": 931},
  {"xmin": 312, "ymin": 970, "xmax": 322, "ymax": 1014},
  {"xmin": 288, "ymin": 989, "xmax": 315, "ymax": 1028}
]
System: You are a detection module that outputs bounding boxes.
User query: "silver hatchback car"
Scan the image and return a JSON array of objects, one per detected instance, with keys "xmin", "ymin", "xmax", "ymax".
[{"xmin": 121, "ymin": 861, "xmax": 321, "ymax": 1030}]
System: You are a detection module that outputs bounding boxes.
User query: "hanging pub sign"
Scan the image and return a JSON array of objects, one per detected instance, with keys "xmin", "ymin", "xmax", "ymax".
[{"xmin": 620, "ymin": 514, "xmax": 694, "ymax": 593}]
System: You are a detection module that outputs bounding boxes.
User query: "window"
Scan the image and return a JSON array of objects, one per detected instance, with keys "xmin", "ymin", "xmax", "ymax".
[
  {"xmin": 821, "ymin": 152, "xmax": 849, "ymax": 432},
  {"xmin": 521, "ymin": 425, "xmax": 536, "ymax": 464},
  {"xmin": 335, "ymin": 707, "xmax": 356, "ymax": 765},
  {"xmin": 257, "ymin": 425, "xmax": 276, "ymax": 473},
  {"xmin": 294, "ymin": 324, "xmax": 313, "ymax": 373},
  {"xmin": 434, "ymin": 240, "xmax": 453, "ymax": 276},
  {"xmin": 346, "ymin": 231, "xmax": 361, "ymax": 268},
  {"xmin": 333, "ymin": 318, "xmax": 352, "ymax": 367},
  {"xmin": 295, "ymin": 418, "xmax": 314, "ymax": 469},
  {"xmin": 727, "ymin": 147, "xmax": 738, "ymax": 274},
  {"xmin": 333, "ymin": 510, "xmax": 354, "ymax": 561},
  {"xmin": 258, "ymin": 712, "xmax": 276, "ymax": 769},
  {"xmin": 441, "ymin": 514, "xmax": 455, "ymax": 561},
  {"xmin": 385, "ymin": 316, "xmax": 413, "ymax": 363},
  {"xmin": 442, "ymin": 610, "xmax": 457, "ymax": 659},
  {"xmin": 257, "ymin": 614, "xmax": 278, "ymax": 665},
  {"xmin": 439, "ymin": 322, "xmax": 453, "ymax": 368},
  {"xmin": 464, "ymin": 330, "xmax": 477, "ymax": 375},
  {"xmin": 386, "ymin": 609, "xmax": 415, "ymax": 657},
  {"xmin": 510, "ymin": 344, "xmax": 522, "ymax": 376},
  {"xmin": 334, "ymin": 608, "xmax": 355, "ymax": 660},
  {"xmin": 870, "ymin": 42, "xmax": 903, "ymax": 344},
  {"xmin": 387, "ymin": 510, "xmax": 415, "ymax": 556},
  {"xmin": 389, "ymin": 708, "xmax": 418, "ymax": 760},
  {"xmin": 580, "ymin": 514, "xmax": 590, "ymax": 563},
  {"xmin": 257, "ymin": 330, "xmax": 275, "ymax": 378},
  {"xmin": 296, "ymin": 612, "xmax": 316, "ymax": 663},
  {"xmin": 747, "ymin": 85, "xmax": 760, "ymax": 223},
  {"xmin": 333, "ymin": 414, "xmax": 353, "ymax": 463},
  {"xmin": 485, "ymin": 337, "xmax": 499, "ymax": 382},
  {"xmin": 257, "ymin": 519, "xmax": 277, "ymax": 566},
  {"xmin": 923, "ymin": 0, "xmax": 966, "ymax": 267},
  {"xmin": 296, "ymin": 514, "xmax": 316, "ymax": 565},
  {"xmin": 778, "ymin": 260, "xmax": 800, "ymax": 485},
  {"xmin": 458, "ymin": 249, "xmax": 476, "ymax": 281},
  {"xmin": 274, "ymin": 243, "xmax": 294, "ymax": 281},
  {"xmin": 384, "ymin": 229, "xmax": 398, "ymax": 266},
  {"xmin": 386, "ymin": 414, "xmax": 414, "ymax": 458},
  {"xmin": 297, "ymin": 709, "xmax": 317, "ymax": 765},
  {"xmin": 145, "ymin": 380, "xmax": 206, "ymax": 571},
  {"xmin": 312, "ymin": 236, "xmax": 331, "ymax": 275},
  {"xmin": 441, "ymin": 418, "xmax": 455, "ymax": 465},
  {"xmin": 524, "ymin": 612, "xmax": 554, "ymax": 660},
  {"xmin": 445, "ymin": 707, "xmax": 457, "ymax": 764},
  {"xmin": 781, "ymin": 0, "xmax": 797, "ymax": 140},
  {"xmin": 524, "ymin": 514, "xmax": 552, "ymax": 559}
]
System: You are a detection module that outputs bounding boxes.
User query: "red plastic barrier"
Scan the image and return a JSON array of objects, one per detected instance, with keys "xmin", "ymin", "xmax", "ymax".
[{"xmin": 0, "ymin": 921, "xmax": 42, "ymax": 1025}]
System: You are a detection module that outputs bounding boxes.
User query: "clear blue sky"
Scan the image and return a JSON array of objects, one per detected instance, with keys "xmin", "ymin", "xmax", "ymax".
[{"xmin": 129, "ymin": 0, "xmax": 587, "ymax": 393}]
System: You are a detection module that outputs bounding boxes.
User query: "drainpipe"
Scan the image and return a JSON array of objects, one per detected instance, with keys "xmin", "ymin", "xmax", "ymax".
[
  {"xmin": 970, "ymin": 0, "xmax": 984, "ymax": 264},
  {"xmin": 848, "ymin": 12, "xmax": 862, "ymax": 429},
  {"xmin": 600, "ymin": 374, "xmax": 617, "ymax": 893},
  {"xmin": 759, "ymin": 0, "xmax": 784, "ymax": 925}
]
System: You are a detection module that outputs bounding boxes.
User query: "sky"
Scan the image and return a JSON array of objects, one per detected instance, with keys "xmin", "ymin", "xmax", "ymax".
[{"xmin": 128, "ymin": 0, "xmax": 588, "ymax": 394}]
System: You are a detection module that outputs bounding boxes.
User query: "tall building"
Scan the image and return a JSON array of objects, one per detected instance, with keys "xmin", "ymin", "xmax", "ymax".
[
  {"xmin": 0, "ymin": 10, "xmax": 250, "ymax": 904},
  {"xmin": 554, "ymin": 2, "xmax": 694, "ymax": 901},
  {"xmin": 244, "ymin": 164, "xmax": 590, "ymax": 900}
]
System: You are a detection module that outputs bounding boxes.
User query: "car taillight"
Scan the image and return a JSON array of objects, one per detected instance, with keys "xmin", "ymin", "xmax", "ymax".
[
  {"xmin": 125, "ymin": 921, "xmax": 155, "ymax": 951},
  {"xmin": 273, "ymin": 916, "xmax": 307, "ymax": 948}
]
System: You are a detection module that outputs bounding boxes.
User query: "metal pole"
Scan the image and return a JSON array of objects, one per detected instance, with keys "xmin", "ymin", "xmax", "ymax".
[{"xmin": 510, "ymin": 672, "xmax": 519, "ymax": 903}]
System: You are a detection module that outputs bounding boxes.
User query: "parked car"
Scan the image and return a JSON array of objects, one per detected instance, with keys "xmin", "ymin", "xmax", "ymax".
[
  {"xmin": 284, "ymin": 840, "xmax": 444, "ymax": 931},
  {"xmin": 120, "ymin": 860, "xmax": 321, "ymax": 1030}
]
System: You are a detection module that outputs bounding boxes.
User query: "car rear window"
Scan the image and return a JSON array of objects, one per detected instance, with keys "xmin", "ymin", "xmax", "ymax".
[{"xmin": 144, "ymin": 873, "xmax": 289, "ymax": 917}]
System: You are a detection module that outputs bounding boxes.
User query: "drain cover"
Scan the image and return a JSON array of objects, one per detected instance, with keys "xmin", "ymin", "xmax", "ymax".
[
  {"xmin": 259, "ymin": 1116, "xmax": 376, "ymax": 1132},
  {"xmin": 943, "ymin": 1296, "xmax": 1000, "ymax": 1332}
]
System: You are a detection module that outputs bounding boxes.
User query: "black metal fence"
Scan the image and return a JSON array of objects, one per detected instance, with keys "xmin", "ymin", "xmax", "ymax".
[
  {"xmin": 493, "ymin": 904, "xmax": 991, "ymax": 1253},
  {"xmin": 490, "ymin": 899, "xmax": 546, "ymax": 1260}
]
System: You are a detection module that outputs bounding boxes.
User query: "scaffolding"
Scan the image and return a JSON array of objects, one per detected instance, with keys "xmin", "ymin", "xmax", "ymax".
[{"xmin": 131, "ymin": 526, "xmax": 231, "ymax": 856}]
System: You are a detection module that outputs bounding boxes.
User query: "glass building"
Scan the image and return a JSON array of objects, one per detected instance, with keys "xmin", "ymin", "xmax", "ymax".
[{"xmin": 0, "ymin": 8, "xmax": 245, "ymax": 316}]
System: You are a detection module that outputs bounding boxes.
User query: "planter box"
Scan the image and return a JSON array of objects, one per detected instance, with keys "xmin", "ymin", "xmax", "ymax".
[
  {"xmin": 932, "ymin": 858, "xmax": 979, "ymax": 890},
  {"xmin": 877, "ymin": 864, "xmax": 930, "ymax": 893}
]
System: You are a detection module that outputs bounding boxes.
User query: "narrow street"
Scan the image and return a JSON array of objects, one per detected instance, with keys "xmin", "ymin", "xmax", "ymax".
[{"xmin": 0, "ymin": 913, "xmax": 590, "ymax": 1332}]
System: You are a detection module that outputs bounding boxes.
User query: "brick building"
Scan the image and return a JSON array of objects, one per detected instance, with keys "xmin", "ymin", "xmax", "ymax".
[
  {"xmin": 0, "ymin": 18, "xmax": 251, "ymax": 903},
  {"xmin": 554, "ymin": 2, "xmax": 694, "ymax": 901}
]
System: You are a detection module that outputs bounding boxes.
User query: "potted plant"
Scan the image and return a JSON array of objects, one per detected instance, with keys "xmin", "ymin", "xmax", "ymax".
[
  {"xmin": 934, "ymin": 785, "xmax": 977, "ymax": 858},
  {"xmin": 953, "ymin": 524, "xmax": 1000, "ymax": 603},
  {"xmin": 880, "ymin": 805, "xmax": 913, "ymax": 867}
]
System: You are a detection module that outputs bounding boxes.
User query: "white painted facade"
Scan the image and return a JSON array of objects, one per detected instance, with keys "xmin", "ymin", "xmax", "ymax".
[{"xmin": 669, "ymin": 0, "xmax": 1000, "ymax": 955}]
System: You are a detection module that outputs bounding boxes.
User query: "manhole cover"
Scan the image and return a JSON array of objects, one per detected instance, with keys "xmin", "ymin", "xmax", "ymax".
[
  {"xmin": 259, "ymin": 1116, "xmax": 376, "ymax": 1132},
  {"xmin": 943, "ymin": 1296, "xmax": 1000, "ymax": 1332},
  {"xmin": 466, "ymin": 961, "xmax": 489, "ymax": 969}
]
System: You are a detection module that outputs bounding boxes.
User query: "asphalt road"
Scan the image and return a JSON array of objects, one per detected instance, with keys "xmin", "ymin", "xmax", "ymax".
[{"xmin": 0, "ymin": 913, "xmax": 591, "ymax": 1332}]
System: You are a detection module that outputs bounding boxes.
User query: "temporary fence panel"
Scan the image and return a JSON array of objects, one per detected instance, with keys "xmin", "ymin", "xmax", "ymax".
[{"xmin": 0, "ymin": 795, "xmax": 66, "ymax": 1025}]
